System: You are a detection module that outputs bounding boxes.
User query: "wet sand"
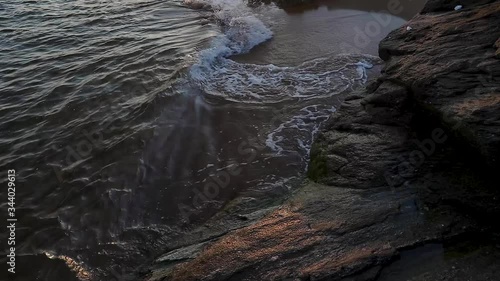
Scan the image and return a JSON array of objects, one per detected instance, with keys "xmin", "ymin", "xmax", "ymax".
[{"xmin": 233, "ymin": 0, "xmax": 427, "ymax": 65}]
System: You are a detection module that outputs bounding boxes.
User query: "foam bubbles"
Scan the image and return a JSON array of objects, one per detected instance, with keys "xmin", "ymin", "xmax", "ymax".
[
  {"xmin": 194, "ymin": 55, "xmax": 379, "ymax": 103},
  {"xmin": 185, "ymin": 0, "xmax": 381, "ymax": 161},
  {"xmin": 186, "ymin": 0, "xmax": 273, "ymax": 78},
  {"xmin": 266, "ymin": 104, "xmax": 336, "ymax": 156},
  {"xmin": 186, "ymin": 0, "xmax": 379, "ymax": 104}
]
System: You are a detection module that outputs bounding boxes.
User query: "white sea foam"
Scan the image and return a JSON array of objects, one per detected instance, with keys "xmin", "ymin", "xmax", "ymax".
[
  {"xmin": 185, "ymin": 0, "xmax": 273, "ymax": 80},
  {"xmin": 194, "ymin": 55, "xmax": 378, "ymax": 103},
  {"xmin": 265, "ymin": 104, "xmax": 336, "ymax": 157},
  {"xmin": 185, "ymin": 0, "xmax": 380, "ymax": 158},
  {"xmin": 185, "ymin": 0, "xmax": 378, "ymax": 103}
]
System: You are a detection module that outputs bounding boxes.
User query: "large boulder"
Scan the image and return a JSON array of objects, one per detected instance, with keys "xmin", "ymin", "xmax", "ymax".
[{"xmin": 379, "ymin": 0, "xmax": 500, "ymax": 168}]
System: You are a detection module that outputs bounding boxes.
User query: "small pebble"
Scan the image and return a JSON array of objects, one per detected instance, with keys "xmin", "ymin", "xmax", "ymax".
[
  {"xmin": 454, "ymin": 5, "xmax": 463, "ymax": 10},
  {"xmin": 236, "ymin": 214, "xmax": 248, "ymax": 221},
  {"xmin": 406, "ymin": 26, "xmax": 413, "ymax": 31}
]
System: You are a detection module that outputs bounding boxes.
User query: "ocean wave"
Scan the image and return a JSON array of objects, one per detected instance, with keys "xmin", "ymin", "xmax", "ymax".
[
  {"xmin": 185, "ymin": 0, "xmax": 273, "ymax": 78},
  {"xmin": 184, "ymin": 0, "xmax": 381, "ymax": 158},
  {"xmin": 184, "ymin": 0, "xmax": 380, "ymax": 104}
]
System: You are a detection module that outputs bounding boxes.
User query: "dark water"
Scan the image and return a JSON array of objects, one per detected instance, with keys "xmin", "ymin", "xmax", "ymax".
[{"xmin": 0, "ymin": 0, "xmax": 423, "ymax": 280}]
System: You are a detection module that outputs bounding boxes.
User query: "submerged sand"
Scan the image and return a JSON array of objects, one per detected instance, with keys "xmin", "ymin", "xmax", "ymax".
[{"xmin": 233, "ymin": 0, "xmax": 427, "ymax": 65}]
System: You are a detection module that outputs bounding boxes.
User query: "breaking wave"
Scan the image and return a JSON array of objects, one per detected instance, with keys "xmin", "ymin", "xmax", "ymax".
[
  {"xmin": 185, "ymin": 0, "xmax": 273, "ymax": 77},
  {"xmin": 184, "ymin": 0, "xmax": 380, "ymax": 155},
  {"xmin": 185, "ymin": 0, "xmax": 378, "ymax": 103}
]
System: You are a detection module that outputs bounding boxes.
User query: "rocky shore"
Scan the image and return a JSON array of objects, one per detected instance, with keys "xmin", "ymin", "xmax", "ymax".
[{"xmin": 145, "ymin": 0, "xmax": 500, "ymax": 280}]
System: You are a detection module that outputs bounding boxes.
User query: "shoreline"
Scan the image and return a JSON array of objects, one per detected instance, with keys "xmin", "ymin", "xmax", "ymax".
[
  {"xmin": 145, "ymin": 0, "xmax": 500, "ymax": 280},
  {"xmin": 232, "ymin": 0, "xmax": 426, "ymax": 66}
]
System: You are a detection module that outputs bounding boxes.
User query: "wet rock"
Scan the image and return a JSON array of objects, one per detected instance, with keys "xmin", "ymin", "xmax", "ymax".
[
  {"xmin": 379, "ymin": 0, "xmax": 500, "ymax": 168},
  {"xmin": 148, "ymin": 181, "xmax": 475, "ymax": 281},
  {"xmin": 155, "ymin": 242, "xmax": 209, "ymax": 264},
  {"xmin": 144, "ymin": 1, "xmax": 500, "ymax": 280},
  {"xmin": 145, "ymin": 83, "xmax": 497, "ymax": 280},
  {"xmin": 421, "ymin": 0, "xmax": 495, "ymax": 13}
]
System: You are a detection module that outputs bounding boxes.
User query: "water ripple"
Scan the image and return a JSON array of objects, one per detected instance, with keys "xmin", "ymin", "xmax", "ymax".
[{"xmin": 0, "ymin": 0, "xmax": 214, "ymax": 279}]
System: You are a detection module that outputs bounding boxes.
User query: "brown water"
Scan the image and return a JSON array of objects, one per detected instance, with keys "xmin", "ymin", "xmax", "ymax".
[
  {"xmin": 234, "ymin": 0, "xmax": 425, "ymax": 65},
  {"xmin": 0, "ymin": 0, "xmax": 425, "ymax": 279}
]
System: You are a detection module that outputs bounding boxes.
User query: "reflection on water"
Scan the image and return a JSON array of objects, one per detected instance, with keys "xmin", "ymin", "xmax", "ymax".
[{"xmin": 1, "ymin": 0, "xmax": 215, "ymax": 279}]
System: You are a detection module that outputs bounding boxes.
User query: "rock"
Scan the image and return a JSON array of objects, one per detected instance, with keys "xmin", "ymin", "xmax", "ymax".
[
  {"xmin": 155, "ymin": 242, "xmax": 209, "ymax": 264},
  {"xmin": 308, "ymin": 83, "xmax": 412, "ymax": 189},
  {"xmin": 379, "ymin": 0, "xmax": 500, "ymax": 169},
  {"xmin": 146, "ymin": 82, "xmax": 499, "ymax": 280},
  {"xmin": 421, "ymin": 0, "xmax": 495, "ymax": 13},
  {"xmin": 149, "ymin": 181, "xmax": 474, "ymax": 281},
  {"xmin": 143, "ymin": 1, "xmax": 500, "ymax": 280},
  {"xmin": 236, "ymin": 214, "xmax": 249, "ymax": 221},
  {"xmin": 496, "ymin": 38, "xmax": 500, "ymax": 58}
]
